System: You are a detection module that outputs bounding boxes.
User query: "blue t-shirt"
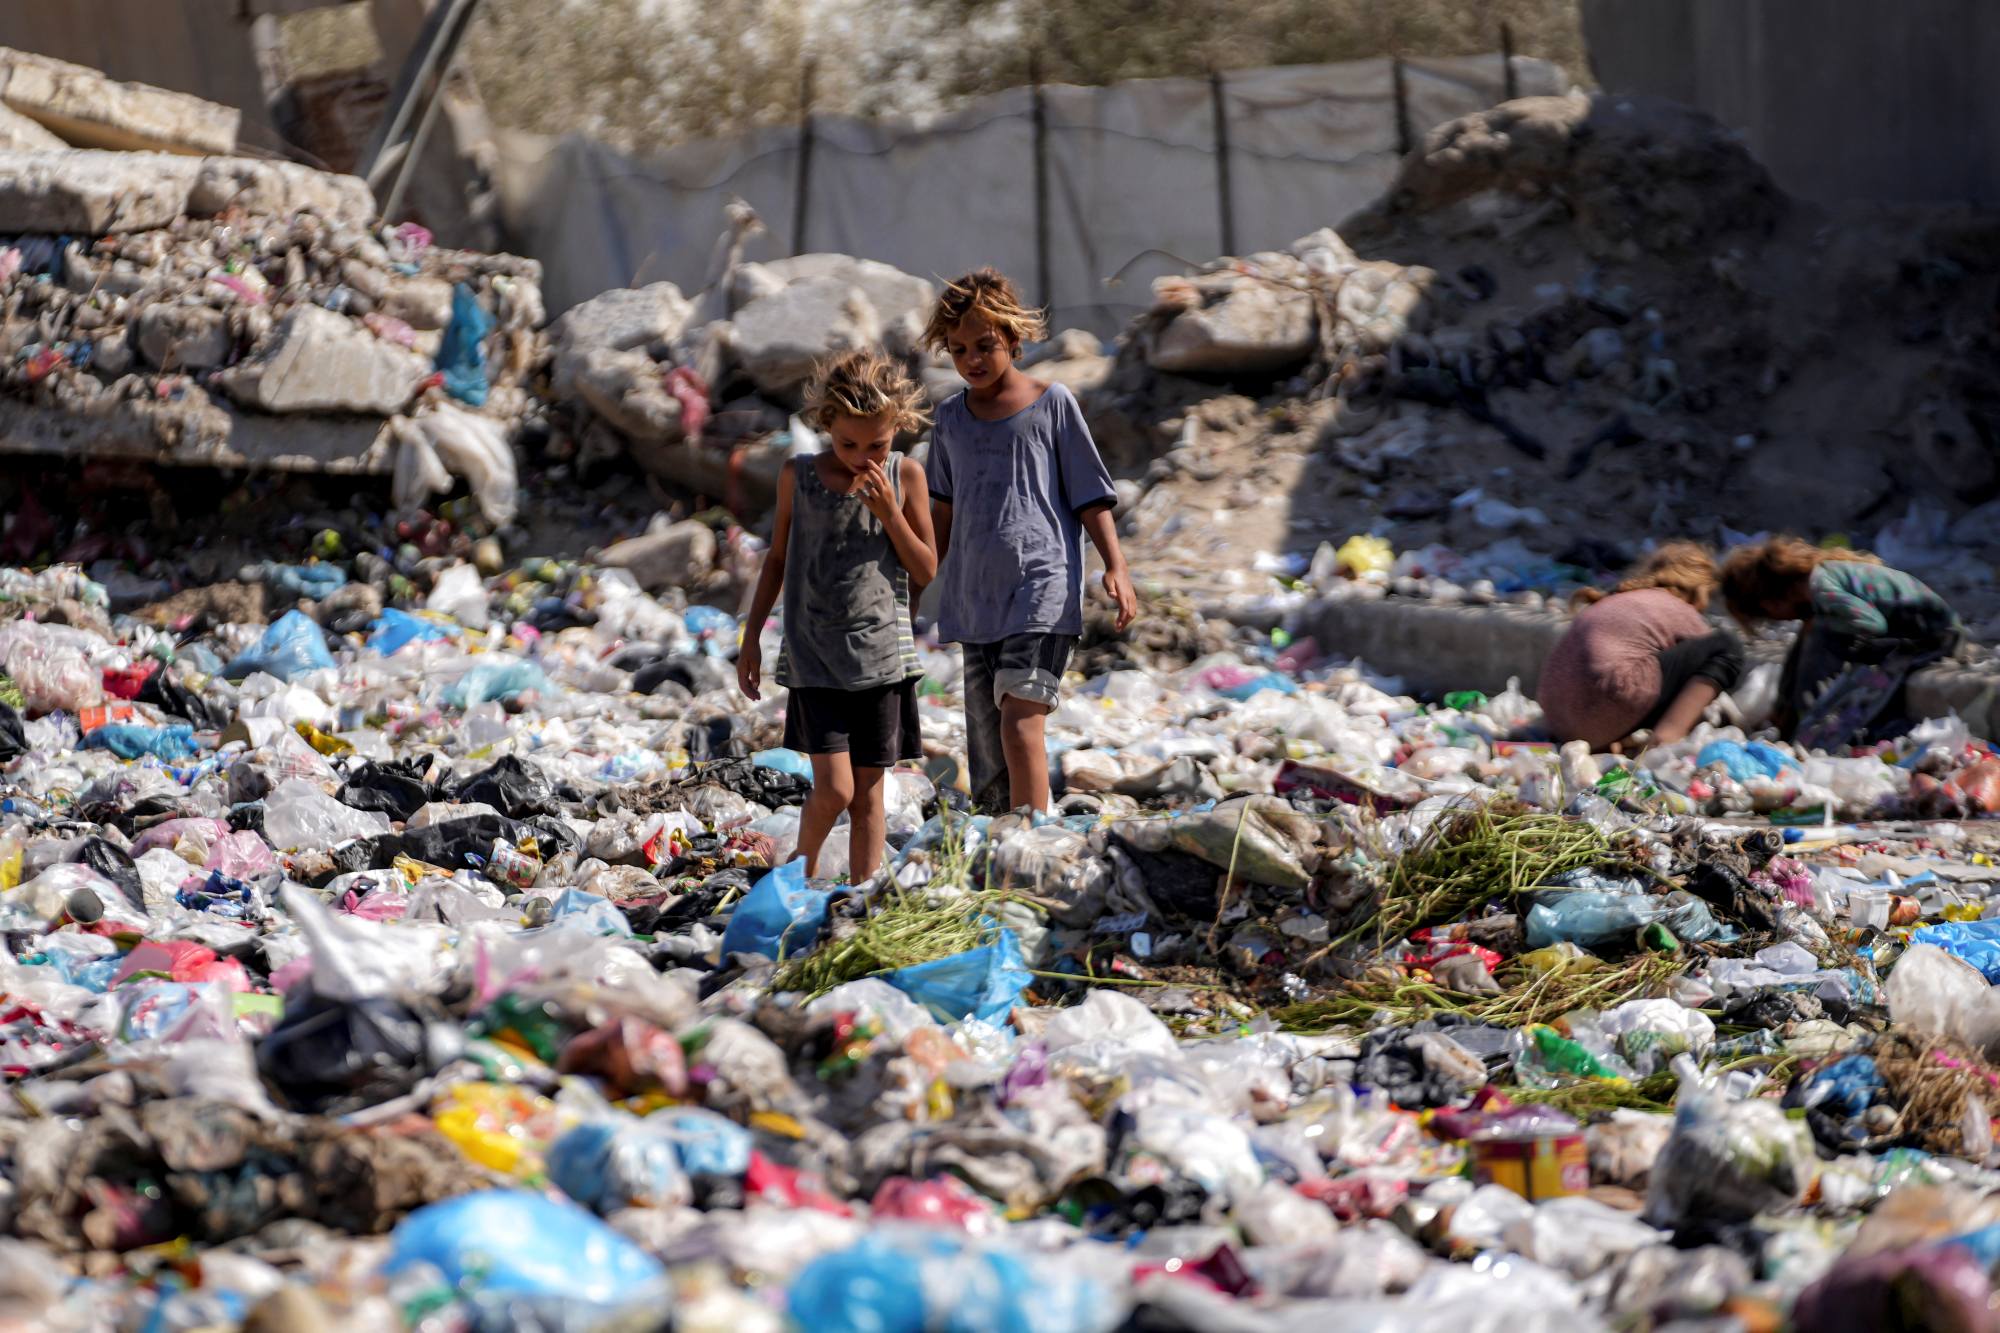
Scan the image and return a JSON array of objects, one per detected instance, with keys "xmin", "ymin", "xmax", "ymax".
[{"xmin": 928, "ymin": 382, "xmax": 1117, "ymax": 644}]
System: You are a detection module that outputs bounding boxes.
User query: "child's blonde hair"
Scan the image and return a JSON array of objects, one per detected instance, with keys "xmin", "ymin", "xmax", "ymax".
[
  {"xmin": 1721, "ymin": 537, "xmax": 1881, "ymax": 623},
  {"xmin": 922, "ymin": 268, "xmax": 1048, "ymax": 353},
  {"xmin": 802, "ymin": 348, "xmax": 929, "ymax": 433},
  {"xmin": 1573, "ymin": 541, "xmax": 1720, "ymax": 611}
]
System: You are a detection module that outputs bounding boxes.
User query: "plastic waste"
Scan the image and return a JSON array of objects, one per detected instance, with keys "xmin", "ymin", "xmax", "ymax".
[
  {"xmin": 386, "ymin": 1190, "xmax": 667, "ymax": 1303},
  {"xmin": 262, "ymin": 778, "xmax": 393, "ymax": 850},
  {"xmin": 885, "ymin": 930, "xmax": 1031, "ymax": 1025},
  {"xmin": 718, "ymin": 860, "xmax": 830, "ymax": 960},
  {"xmin": 221, "ymin": 609, "xmax": 334, "ymax": 682}
]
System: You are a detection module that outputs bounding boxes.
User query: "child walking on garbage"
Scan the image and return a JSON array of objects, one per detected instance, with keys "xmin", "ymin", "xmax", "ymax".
[
  {"xmin": 1537, "ymin": 542, "xmax": 1745, "ymax": 752},
  {"xmin": 737, "ymin": 350, "xmax": 937, "ymax": 881},
  {"xmin": 924, "ymin": 269, "xmax": 1137, "ymax": 814},
  {"xmin": 1721, "ymin": 537, "xmax": 1961, "ymax": 751}
]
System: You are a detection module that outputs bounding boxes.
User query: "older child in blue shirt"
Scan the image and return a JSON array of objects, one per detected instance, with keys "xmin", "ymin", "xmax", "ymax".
[{"xmin": 924, "ymin": 269, "xmax": 1136, "ymax": 813}]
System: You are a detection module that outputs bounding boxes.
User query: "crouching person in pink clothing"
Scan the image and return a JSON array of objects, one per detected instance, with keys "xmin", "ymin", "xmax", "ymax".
[{"xmin": 1537, "ymin": 542, "xmax": 1745, "ymax": 752}]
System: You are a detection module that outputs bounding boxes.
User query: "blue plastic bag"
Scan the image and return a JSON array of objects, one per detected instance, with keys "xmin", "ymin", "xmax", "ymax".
[
  {"xmin": 887, "ymin": 930, "xmax": 1031, "ymax": 1025},
  {"xmin": 436, "ymin": 282, "xmax": 493, "ymax": 407},
  {"xmin": 1217, "ymin": 671, "xmax": 1298, "ymax": 701},
  {"xmin": 546, "ymin": 888, "xmax": 633, "ymax": 937},
  {"xmin": 368, "ymin": 608, "xmax": 460, "ymax": 656},
  {"xmin": 386, "ymin": 1190, "xmax": 665, "ymax": 1301},
  {"xmin": 1803, "ymin": 1053, "xmax": 1884, "ymax": 1119},
  {"xmin": 1912, "ymin": 919, "xmax": 2000, "ymax": 982},
  {"xmin": 548, "ymin": 1120, "xmax": 688, "ymax": 1213},
  {"xmin": 250, "ymin": 562, "xmax": 346, "ymax": 602},
  {"xmin": 443, "ymin": 658, "xmax": 551, "ymax": 708},
  {"xmin": 685, "ymin": 605, "xmax": 737, "ymax": 639},
  {"xmin": 752, "ymin": 748, "xmax": 814, "ymax": 781},
  {"xmin": 719, "ymin": 860, "xmax": 830, "ymax": 961},
  {"xmin": 1525, "ymin": 891, "xmax": 1721, "ymax": 950},
  {"xmin": 221, "ymin": 609, "xmax": 334, "ymax": 681},
  {"xmin": 1696, "ymin": 740, "xmax": 1798, "ymax": 783},
  {"xmin": 81, "ymin": 723, "xmax": 199, "ymax": 760},
  {"xmin": 652, "ymin": 1106, "xmax": 753, "ymax": 1177},
  {"xmin": 789, "ymin": 1229, "xmax": 1115, "ymax": 1333}
]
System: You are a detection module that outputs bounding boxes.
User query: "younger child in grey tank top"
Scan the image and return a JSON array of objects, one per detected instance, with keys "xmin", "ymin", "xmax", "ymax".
[{"xmin": 736, "ymin": 351, "xmax": 938, "ymax": 882}]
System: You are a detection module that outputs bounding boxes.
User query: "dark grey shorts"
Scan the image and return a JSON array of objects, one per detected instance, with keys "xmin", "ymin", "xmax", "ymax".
[{"xmin": 961, "ymin": 634, "xmax": 1075, "ymax": 808}]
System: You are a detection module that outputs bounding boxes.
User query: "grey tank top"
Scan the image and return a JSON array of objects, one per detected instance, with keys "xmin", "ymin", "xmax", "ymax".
[{"xmin": 774, "ymin": 456, "xmax": 921, "ymax": 690}]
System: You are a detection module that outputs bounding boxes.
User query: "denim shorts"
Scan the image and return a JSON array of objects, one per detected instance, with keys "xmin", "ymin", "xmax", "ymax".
[{"xmin": 961, "ymin": 633, "xmax": 1075, "ymax": 809}]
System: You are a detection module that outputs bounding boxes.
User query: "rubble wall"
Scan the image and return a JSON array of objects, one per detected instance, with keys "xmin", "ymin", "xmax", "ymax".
[
  {"xmin": 493, "ymin": 54, "xmax": 1566, "ymax": 329},
  {"xmin": 1582, "ymin": 0, "xmax": 2000, "ymax": 204}
]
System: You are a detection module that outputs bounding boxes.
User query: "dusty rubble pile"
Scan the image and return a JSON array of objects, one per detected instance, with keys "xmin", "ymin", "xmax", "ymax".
[
  {"xmin": 0, "ymin": 559, "xmax": 1996, "ymax": 1329},
  {"xmin": 1062, "ymin": 92, "xmax": 2000, "ymax": 613}
]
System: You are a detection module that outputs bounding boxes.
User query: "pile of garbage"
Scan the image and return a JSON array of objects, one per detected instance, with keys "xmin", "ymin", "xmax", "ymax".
[
  {"xmin": 1069, "ymin": 92, "xmax": 2000, "ymax": 624},
  {"xmin": 3, "ymin": 556, "xmax": 2000, "ymax": 1330}
]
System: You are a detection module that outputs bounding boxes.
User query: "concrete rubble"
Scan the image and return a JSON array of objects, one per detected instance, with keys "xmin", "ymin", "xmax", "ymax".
[{"xmin": 0, "ymin": 46, "xmax": 239, "ymax": 156}]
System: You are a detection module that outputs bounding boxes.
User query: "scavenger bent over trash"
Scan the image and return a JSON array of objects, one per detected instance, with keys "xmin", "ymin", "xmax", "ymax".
[
  {"xmin": 924, "ymin": 268, "xmax": 1138, "ymax": 814},
  {"xmin": 737, "ymin": 350, "xmax": 937, "ymax": 880}
]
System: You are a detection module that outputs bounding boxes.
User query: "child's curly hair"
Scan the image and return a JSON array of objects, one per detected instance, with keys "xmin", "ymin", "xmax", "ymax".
[
  {"xmin": 1721, "ymin": 537, "xmax": 1881, "ymax": 623},
  {"xmin": 922, "ymin": 268, "xmax": 1048, "ymax": 353},
  {"xmin": 1572, "ymin": 541, "xmax": 1719, "ymax": 611},
  {"xmin": 802, "ymin": 348, "xmax": 929, "ymax": 434}
]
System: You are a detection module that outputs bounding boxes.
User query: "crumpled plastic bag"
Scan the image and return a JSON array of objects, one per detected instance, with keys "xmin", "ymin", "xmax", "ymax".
[
  {"xmin": 718, "ymin": 860, "xmax": 830, "ymax": 961},
  {"xmin": 386, "ymin": 1190, "xmax": 668, "ymax": 1304},
  {"xmin": 1910, "ymin": 919, "xmax": 2000, "ymax": 984},
  {"xmin": 262, "ymin": 778, "xmax": 392, "ymax": 850},
  {"xmin": 886, "ymin": 931, "xmax": 1032, "ymax": 1026},
  {"xmin": 788, "ymin": 1225, "xmax": 1120, "ymax": 1333},
  {"xmin": 1164, "ymin": 796, "xmax": 1317, "ymax": 891},
  {"xmin": 1887, "ymin": 943, "xmax": 2000, "ymax": 1060},
  {"xmin": 1644, "ymin": 1070, "xmax": 1818, "ymax": 1229},
  {"xmin": 221, "ymin": 609, "xmax": 334, "ymax": 682},
  {"xmin": 391, "ymin": 403, "xmax": 518, "ymax": 525}
]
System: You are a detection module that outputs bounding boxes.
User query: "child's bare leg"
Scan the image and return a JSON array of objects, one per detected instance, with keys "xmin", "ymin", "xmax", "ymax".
[
  {"xmin": 798, "ymin": 752, "xmax": 855, "ymax": 876},
  {"xmin": 847, "ymin": 766, "xmax": 888, "ymax": 881},
  {"xmin": 999, "ymin": 696, "xmax": 1051, "ymax": 813},
  {"xmin": 1650, "ymin": 679, "xmax": 1722, "ymax": 746}
]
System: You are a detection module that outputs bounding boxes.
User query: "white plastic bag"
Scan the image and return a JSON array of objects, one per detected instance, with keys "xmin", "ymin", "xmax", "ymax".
[
  {"xmin": 426, "ymin": 563, "xmax": 490, "ymax": 631},
  {"xmin": 262, "ymin": 778, "xmax": 392, "ymax": 851}
]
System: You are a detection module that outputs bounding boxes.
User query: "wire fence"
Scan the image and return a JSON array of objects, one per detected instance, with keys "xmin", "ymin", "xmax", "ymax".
[{"xmin": 495, "ymin": 45, "xmax": 1567, "ymax": 333}]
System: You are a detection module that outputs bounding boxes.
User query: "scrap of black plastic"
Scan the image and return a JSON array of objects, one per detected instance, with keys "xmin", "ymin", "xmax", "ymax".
[
  {"xmin": 228, "ymin": 802, "xmax": 267, "ymax": 837},
  {"xmin": 633, "ymin": 654, "xmax": 733, "ymax": 697},
  {"xmin": 1109, "ymin": 836, "xmax": 1221, "ymax": 920},
  {"xmin": 337, "ymin": 759, "xmax": 438, "ymax": 820},
  {"xmin": 450, "ymin": 754, "xmax": 560, "ymax": 819},
  {"xmin": 78, "ymin": 837, "xmax": 145, "ymax": 910},
  {"xmin": 620, "ymin": 875, "xmax": 745, "ymax": 934},
  {"xmin": 0, "ymin": 701, "xmax": 26, "ymax": 761},
  {"xmin": 682, "ymin": 717, "xmax": 747, "ymax": 764},
  {"xmin": 519, "ymin": 813, "xmax": 581, "ymax": 861},
  {"xmin": 255, "ymin": 991, "xmax": 435, "ymax": 1114},
  {"xmin": 339, "ymin": 813, "xmax": 533, "ymax": 875},
  {"xmin": 681, "ymin": 756, "xmax": 809, "ymax": 808},
  {"xmin": 136, "ymin": 669, "xmax": 225, "ymax": 730}
]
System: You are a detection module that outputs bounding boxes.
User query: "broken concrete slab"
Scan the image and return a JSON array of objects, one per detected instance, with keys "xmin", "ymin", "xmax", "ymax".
[
  {"xmin": 0, "ymin": 102, "xmax": 64, "ymax": 151},
  {"xmin": 0, "ymin": 395, "xmax": 392, "ymax": 474},
  {"xmin": 135, "ymin": 304, "xmax": 234, "ymax": 372},
  {"xmin": 596, "ymin": 520, "xmax": 718, "ymax": 592},
  {"xmin": 1147, "ymin": 278, "xmax": 1317, "ymax": 376},
  {"xmin": 725, "ymin": 278, "xmax": 881, "ymax": 400},
  {"xmin": 0, "ymin": 149, "xmax": 202, "ymax": 233},
  {"xmin": 377, "ymin": 276, "xmax": 455, "ymax": 331},
  {"xmin": 188, "ymin": 159, "xmax": 375, "ymax": 227},
  {"xmin": 0, "ymin": 47, "xmax": 238, "ymax": 155},
  {"xmin": 573, "ymin": 347, "xmax": 685, "ymax": 442},
  {"xmin": 549, "ymin": 282, "xmax": 692, "ymax": 395},
  {"xmin": 216, "ymin": 305, "xmax": 431, "ymax": 416},
  {"xmin": 731, "ymin": 255, "xmax": 933, "ymax": 356}
]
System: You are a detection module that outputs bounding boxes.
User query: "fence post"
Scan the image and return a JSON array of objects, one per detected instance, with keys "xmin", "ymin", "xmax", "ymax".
[
  {"xmin": 1391, "ymin": 55, "xmax": 1412, "ymax": 157},
  {"xmin": 1031, "ymin": 50, "xmax": 1052, "ymax": 310},
  {"xmin": 1501, "ymin": 22, "xmax": 1519, "ymax": 100},
  {"xmin": 1209, "ymin": 68, "xmax": 1236, "ymax": 257},
  {"xmin": 791, "ymin": 60, "xmax": 817, "ymax": 257}
]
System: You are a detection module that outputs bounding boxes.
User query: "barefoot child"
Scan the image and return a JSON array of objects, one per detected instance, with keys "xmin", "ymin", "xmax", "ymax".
[
  {"xmin": 1538, "ymin": 542, "xmax": 1744, "ymax": 751},
  {"xmin": 737, "ymin": 351, "xmax": 937, "ymax": 879},
  {"xmin": 924, "ymin": 269, "xmax": 1137, "ymax": 813},
  {"xmin": 1721, "ymin": 537, "xmax": 1961, "ymax": 750}
]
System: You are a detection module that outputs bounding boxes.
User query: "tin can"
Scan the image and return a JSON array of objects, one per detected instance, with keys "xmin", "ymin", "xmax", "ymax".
[{"xmin": 1468, "ymin": 1130, "xmax": 1589, "ymax": 1200}]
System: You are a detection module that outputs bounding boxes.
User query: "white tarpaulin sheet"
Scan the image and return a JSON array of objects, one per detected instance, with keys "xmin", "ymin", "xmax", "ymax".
[{"xmin": 495, "ymin": 54, "xmax": 1566, "ymax": 334}]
